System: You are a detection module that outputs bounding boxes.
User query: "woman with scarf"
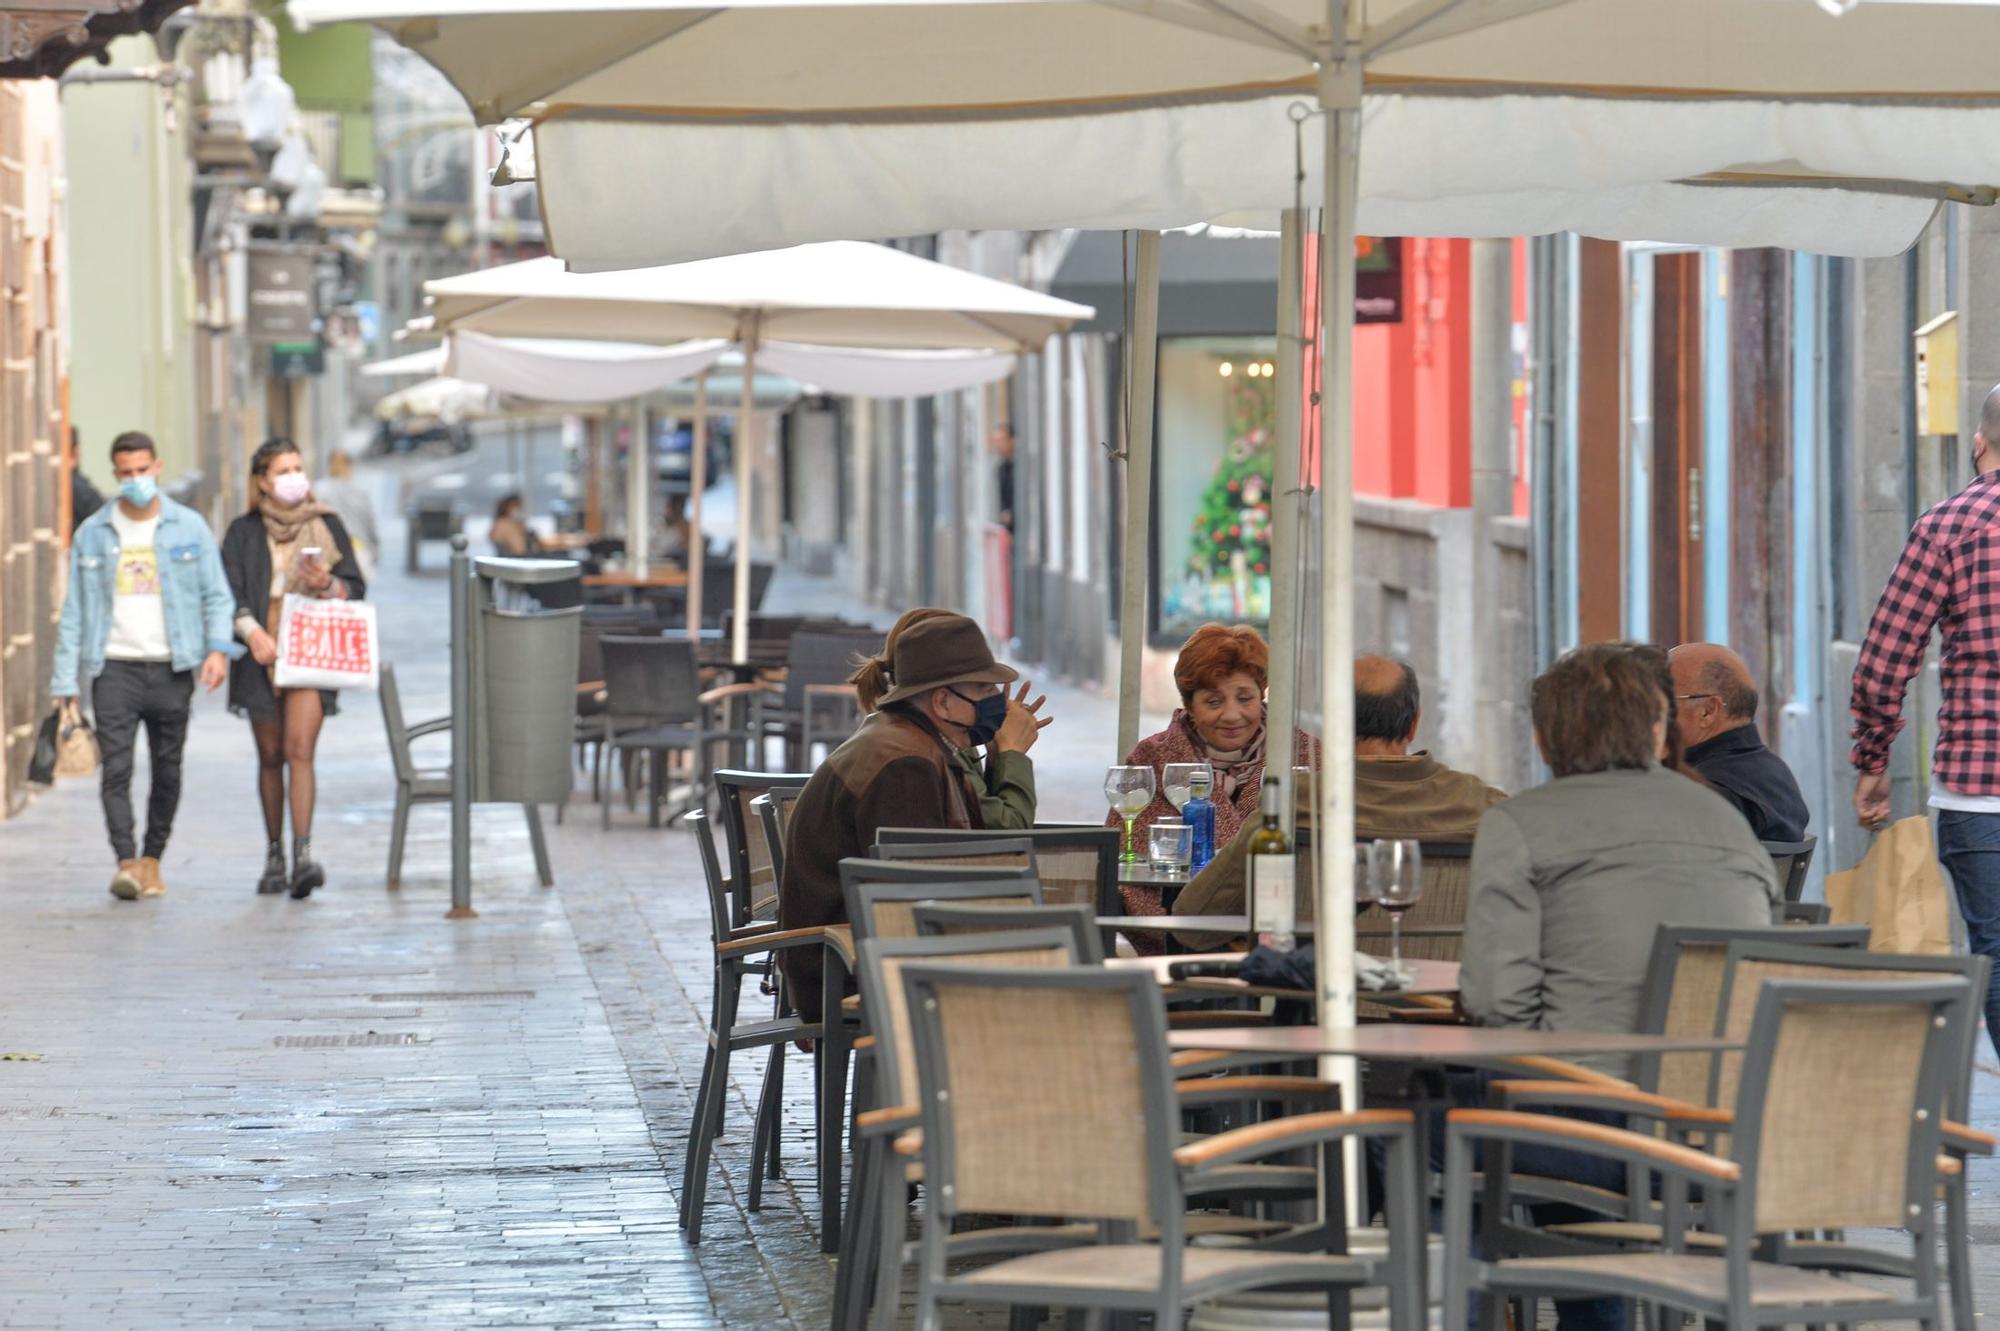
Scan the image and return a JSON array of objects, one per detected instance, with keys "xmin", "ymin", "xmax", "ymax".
[
  {"xmin": 221, "ymin": 439, "xmax": 367, "ymax": 899},
  {"xmin": 1110, "ymin": 622, "xmax": 1318, "ymax": 932}
]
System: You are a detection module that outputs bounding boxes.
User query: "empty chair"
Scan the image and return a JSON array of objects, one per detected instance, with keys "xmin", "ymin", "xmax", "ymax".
[
  {"xmin": 898, "ymin": 964, "xmax": 1426, "ymax": 1330},
  {"xmin": 760, "ymin": 629, "xmax": 883, "ymax": 767},
  {"xmin": 911, "ymin": 900, "xmax": 1105, "ymax": 963},
  {"xmin": 596, "ymin": 637, "xmax": 747, "ymax": 827},
  {"xmin": 378, "ymin": 664, "xmax": 550, "ymax": 890},
  {"xmin": 877, "ymin": 825, "xmax": 1120, "ymax": 915}
]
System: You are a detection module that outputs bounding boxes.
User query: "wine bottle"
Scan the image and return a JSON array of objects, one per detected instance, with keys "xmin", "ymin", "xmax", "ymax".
[{"xmin": 1246, "ymin": 775, "xmax": 1295, "ymax": 953}]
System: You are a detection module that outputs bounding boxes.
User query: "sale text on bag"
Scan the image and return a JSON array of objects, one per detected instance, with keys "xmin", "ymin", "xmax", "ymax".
[{"xmin": 287, "ymin": 609, "xmax": 373, "ymax": 673}]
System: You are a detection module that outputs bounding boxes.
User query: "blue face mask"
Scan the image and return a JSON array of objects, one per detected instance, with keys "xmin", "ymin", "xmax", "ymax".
[
  {"xmin": 952, "ymin": 688, "xmax": 1009, "ymax": 747},
  {"xmin": 118, "ymin": 475, "xmax": 158, "ymax": 508}
]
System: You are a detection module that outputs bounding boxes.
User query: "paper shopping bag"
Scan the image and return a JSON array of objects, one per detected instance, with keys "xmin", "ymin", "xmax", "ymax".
[
  {"xmin": 54, "ymin": 699, "xmax": 98, "ymax": 779},
  {"xmin": 1824, "ymin": 815, "xmax": 1955, "ymax": 955},
  {"xmin": 273, "ymin": 593, "xmax": 379, "ymax": 692}
]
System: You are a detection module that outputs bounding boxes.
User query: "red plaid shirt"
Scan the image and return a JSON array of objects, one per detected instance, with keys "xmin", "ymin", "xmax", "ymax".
[{"xmin": 1851, "ymin": 472, "xmax": 2000, "ymax": 792}]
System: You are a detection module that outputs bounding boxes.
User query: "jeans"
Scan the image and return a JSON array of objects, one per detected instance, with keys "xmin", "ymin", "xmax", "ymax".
[
  {"xmin": 1934, "ymin": 809, "xmax": 2000, "ymax": 1061},
  {"xmin": 93, "ymin": 660, "xmax": 194, "ymax": 862}
]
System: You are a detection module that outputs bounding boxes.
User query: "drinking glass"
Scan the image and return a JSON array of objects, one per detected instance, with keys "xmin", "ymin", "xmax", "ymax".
[
  {"xmin": 1103, "ymin": 765, "xmax": 1157, "ymax": 863},
  {"xmin": 1148, "ymin": 821, "xmax": 1193, "ymax": 876},
  {"xmin": 1162, "ymin": 762, "xmax": 1210, "ymax": 812},
  {"xmin": 1370, "ymin": 838, "xmax": 1425, "ymax": 975}
]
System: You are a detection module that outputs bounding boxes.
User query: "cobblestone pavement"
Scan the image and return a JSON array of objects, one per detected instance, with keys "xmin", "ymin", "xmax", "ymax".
[{"xmin": 2, "ymin": 458, "xmax": 1996, "ymax": 1329}]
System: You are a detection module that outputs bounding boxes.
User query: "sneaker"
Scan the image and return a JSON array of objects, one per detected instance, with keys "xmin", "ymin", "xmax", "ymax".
[
  {"xmin": 137, "ymin": 857, "xmax": 166, "ymax": 898},
  {"xmin": 289, "ymin": 858, "xmax": 325, "ymax": 900},
  {"xmin": 109, "ymin": 860, "xmax": 142, "ymax": 901},
  {"xmin": 256, "ymin": 852, "xmax": 288, "ymax": 895}
]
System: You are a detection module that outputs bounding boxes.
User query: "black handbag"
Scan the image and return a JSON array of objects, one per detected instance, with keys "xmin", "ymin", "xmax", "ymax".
[{"xmin": 28, "ymin": 706, "xmax": 59, "ymax": 786}]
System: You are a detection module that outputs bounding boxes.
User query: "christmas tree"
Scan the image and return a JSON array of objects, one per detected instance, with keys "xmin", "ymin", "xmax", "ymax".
[{"xmin": 1185, "ymin": 373, "xmax": 1276, "ymax": 589}]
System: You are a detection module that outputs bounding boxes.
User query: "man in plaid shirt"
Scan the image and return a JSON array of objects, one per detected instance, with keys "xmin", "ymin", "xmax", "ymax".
[{"xmin": 1852, "ymin": 383, "xmax": 2000, "ymax": 1058}]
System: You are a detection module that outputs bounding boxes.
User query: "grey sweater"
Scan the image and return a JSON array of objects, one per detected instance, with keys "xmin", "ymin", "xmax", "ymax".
[{"xmin": 1459, "ymin": 764, "xmax": 1780, "ymax": 1072}]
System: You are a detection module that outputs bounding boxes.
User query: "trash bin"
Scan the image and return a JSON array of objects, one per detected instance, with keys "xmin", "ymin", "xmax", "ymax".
[{"xmin": 467, "ymin": 556, "xmax": 582, "ymax": 805}]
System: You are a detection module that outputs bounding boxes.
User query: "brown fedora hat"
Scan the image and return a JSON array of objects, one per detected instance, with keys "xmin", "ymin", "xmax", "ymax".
[{"xmin": 875, "ymin": 613, "xmax": 1018, "ymax": 706}]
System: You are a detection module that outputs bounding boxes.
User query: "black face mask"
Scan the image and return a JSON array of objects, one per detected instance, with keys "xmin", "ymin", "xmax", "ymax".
[{"xmin": 950, "ymin": 688, "xmax": 1008, "ymax": 746}]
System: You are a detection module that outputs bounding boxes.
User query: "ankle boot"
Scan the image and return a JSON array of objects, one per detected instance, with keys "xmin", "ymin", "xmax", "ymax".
[
  {"xmin": 289, "ymin": 836, "xmax": 324, "ymax": 900},
  {"xmin": 257, "ymin": 844, "xmax": 288, "ymax": 895}
]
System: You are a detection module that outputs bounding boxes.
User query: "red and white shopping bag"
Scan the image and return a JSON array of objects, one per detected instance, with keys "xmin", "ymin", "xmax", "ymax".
[{"xmin": 273, "ymin": 593, "xmax": 380, "ymax": 691}]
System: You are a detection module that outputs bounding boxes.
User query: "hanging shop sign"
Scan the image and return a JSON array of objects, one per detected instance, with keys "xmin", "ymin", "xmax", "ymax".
[
  {"xmin": 270, "ymin": 339, "xmax": 325, "ymax": 379},
  {"xmin": 246, "ymin": 249, "xmax": 317, "ymax": 344},
  {"xmin": 1354, "ymin": 236, "xmax": 1402, "ymax": 325}
]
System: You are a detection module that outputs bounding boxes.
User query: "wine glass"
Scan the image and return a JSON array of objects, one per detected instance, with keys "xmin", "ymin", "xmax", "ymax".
[
  {"xmin": 1370, "ymin": 838, "xmax": 1424, "ymax": 976},
  {"xmin": 1162, "ymin": 762, "xmax": 1210, "ymax": 812},
  {"xmin": 1103, "ymin": 765, "xmax": 1157, "ymax": 863}
]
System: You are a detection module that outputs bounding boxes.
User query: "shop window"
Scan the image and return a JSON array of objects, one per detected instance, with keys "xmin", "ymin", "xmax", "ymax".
[{"xmin": 1154, "ymin": 336, "xmax": 1279, "ymax": 643}]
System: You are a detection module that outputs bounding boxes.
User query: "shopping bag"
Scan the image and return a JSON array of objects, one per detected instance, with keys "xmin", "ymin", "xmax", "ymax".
[
  {"xmin": 1824, "ymin": 815, "xmax": 1955, "ymax": 955},
  {"xmin": 273, "ymin": 593, "xmax": 379, "ymax": 692},
  {"xmin": 54, "ymin": 699, "xmax": 98, "ymax": 779}
]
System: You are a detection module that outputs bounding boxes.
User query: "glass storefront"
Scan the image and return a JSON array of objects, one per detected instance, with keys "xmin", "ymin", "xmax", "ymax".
[{"xmin": 1154, "ymin": 335, "xmax": 1280, "ymax": 642}]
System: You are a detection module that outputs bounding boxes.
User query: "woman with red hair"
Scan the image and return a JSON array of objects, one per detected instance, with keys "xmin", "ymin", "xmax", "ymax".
[{"xmin": 1110, "ymin": 623, "xmax": 1318, "ymax": 925}]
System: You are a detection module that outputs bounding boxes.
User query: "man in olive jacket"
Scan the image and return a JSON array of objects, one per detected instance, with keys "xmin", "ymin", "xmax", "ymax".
[{"xmin": 778, "ymin": 614, "xmax": 1040, "ymax": 1020}]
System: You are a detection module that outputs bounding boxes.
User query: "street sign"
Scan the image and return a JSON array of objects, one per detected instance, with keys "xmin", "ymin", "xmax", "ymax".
[
  {"xmin": 270, "ymin": 339, "xmax": 325, "ymax": 378},
  {"xmin": 246, "ymin": 250, "xmax": 316, "ymax": 344}
]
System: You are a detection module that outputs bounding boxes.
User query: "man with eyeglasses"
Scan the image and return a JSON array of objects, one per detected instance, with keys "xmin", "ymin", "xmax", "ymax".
[{"xmin": 1667, "ymin": 643, "xmax": 1808, "ymax": 843}]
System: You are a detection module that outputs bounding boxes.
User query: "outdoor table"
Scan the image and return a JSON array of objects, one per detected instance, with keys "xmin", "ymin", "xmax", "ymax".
[
  {"xmin": 1108, "ymin": 953, "xmax": 1459, "ymax": 1000},
  {"xmin": 582, "ymin": 567, "xmax": 690, "ymax": 607},
  {"xmin": 1097, "ymin": 914, "xmax": 1317, "ymax": 937},
  {"xmin": 1117, "ymin": 863, "xmax": 1193, "ymax": 887}
]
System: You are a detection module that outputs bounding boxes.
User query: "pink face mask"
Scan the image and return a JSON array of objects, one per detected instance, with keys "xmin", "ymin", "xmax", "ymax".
[{"xmin": 271, "ymin": 472, "xmax": 311, "ymax": 507}]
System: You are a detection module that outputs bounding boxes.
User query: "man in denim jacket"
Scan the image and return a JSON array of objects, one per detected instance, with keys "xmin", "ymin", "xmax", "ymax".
[{"xmin": 51, "ymin": 432, "xmax": 236, "ymax": 901}]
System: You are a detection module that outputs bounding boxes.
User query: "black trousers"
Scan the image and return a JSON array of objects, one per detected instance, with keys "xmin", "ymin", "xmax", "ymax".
[{"xmin": 93, "ymin": 660, "xmax": 194, "ymax": 862}]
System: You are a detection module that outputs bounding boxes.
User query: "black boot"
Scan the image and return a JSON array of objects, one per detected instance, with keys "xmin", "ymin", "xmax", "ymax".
[
  {"xmin": 289, "ymin": 836, "xmax": 325, "ymax": 900},
  {"xmin": 257, "ymin": 843, "xmax": 288, "ymax": 895}
]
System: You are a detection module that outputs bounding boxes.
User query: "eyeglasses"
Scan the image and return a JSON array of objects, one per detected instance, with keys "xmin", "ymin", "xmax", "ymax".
[{"xmin": 1674, "ymin": 692, "xmax": 1718, "ymax": 703}]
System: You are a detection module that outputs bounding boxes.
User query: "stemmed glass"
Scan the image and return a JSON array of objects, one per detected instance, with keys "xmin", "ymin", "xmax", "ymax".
[
  {"xmin": 1370, "ymin": 838, "xmax": 1424, "ymax": 976},
  {"xmin": 1103, "ymin": 765, "xmax": 1157, "ymax": 863},
  {"xmin": 1162, "ymin": 762, "xmax": 1211, "ymax": 812}
]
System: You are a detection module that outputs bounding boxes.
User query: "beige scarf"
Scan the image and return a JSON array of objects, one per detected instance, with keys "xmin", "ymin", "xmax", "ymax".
[{"xmin": 257, "ymin": 494, "xmax": 337, "ymax": 596}]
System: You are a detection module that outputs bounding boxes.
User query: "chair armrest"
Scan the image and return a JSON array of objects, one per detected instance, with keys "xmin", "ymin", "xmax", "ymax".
[
  {"xmin": 1489, "ymin": 1080, "xmax": 1733, "ymax": 1131},
  {"xmin": 576, "ymin": 681, "xmax": 604, "ymax": 696},
  {"xmin": 1446, "ymin": 1109, "xmax": 1741, "ymax": 1184},
  {"xmin": 1945, "ymin": 1120, "xmax": 1996, "ymax": 1156},
  {"xmin": 716, "ymin": 925, "xmax": 830, "ymax": 958},
  {"xmin": 856, "ymin": 1105, "xmax": 920, "ymax": 1139},
  {"xmin": 699, "ymin": 681, "xmax": 779, "ymax": 707},
  {"xmin": 408, "ymin": 717, "xmax": 452, "ymax": 738},
  {"xmin": 1175, "ymin": 1075, "xmax": 1342, "ymax": 1111},
  {"xmin": 804, "ymin": 683, "xmax": 859, "ymax": 700},
  {"xmin": 1174, "ymin": 1108, "xmax": 1414, "ymax": 1172},
  {"xmin": 1491, "ymin": 1055, "xmax": 1635, "ymax": 1089}
]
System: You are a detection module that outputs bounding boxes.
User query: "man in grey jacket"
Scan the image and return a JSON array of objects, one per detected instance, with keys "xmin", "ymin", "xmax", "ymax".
[{"xmin": 1457, "ymin": 642, "xmax": 1778, "ymax": 1331}]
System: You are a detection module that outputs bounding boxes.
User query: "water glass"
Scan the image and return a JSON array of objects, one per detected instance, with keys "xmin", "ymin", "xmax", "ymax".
[
  {"xmin": 1148, "ymin": 821, "xmax": 1193, "ymax": 876},
  {"xmin": 1102, "ymin": 765, "xmax": 1157, "ymax": 863}
]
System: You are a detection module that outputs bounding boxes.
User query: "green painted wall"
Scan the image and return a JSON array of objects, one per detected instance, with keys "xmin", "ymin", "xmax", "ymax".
[
  {"xmin": 265, "ymin": 1, "xmax": 376, "ymax": 184},
  {"xmin": 60, "ymin": 36, "xmax": 198, "ymax": 491}
]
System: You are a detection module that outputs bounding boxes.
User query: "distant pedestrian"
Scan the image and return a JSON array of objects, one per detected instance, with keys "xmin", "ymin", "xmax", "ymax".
[
  {"xmin": 489, "ymin": 493, "xmax": 541, "ymax": 557},
  {"xmin": 1852, "ymin": 382, "xmax": 2000, "ymax": 1059},
  {"xmin": 49, "ymin": 431, "xmax": 235, "ymax": 901},
  {"xmin": 312, "ymin": 450, "xmax": 378, "ymax": 584},
  {"xmin": 220, "ymin": 439, "xmax": 366, "ymax": 900}
]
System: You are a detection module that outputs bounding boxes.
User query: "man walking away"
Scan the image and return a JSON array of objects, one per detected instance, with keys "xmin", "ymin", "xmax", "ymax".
[
  {"xmin": 1852, "ymin": 381, "xmax": 2000, "ymax": 1059},
  {"xmin": 50, "ymin": 432, "xmax": 235, "ymax": 900}
]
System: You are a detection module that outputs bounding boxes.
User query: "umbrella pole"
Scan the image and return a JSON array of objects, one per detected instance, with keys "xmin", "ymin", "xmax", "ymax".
[
  {"xmin": 688, "ymin": 370, "xmax": 709, "ymax": 640},
  {"xmin": 629, "ymin": 397, "xmax": 651, "ymax": 578},
  {"xmin": 1267, "ymin": 208, "xmax": 1306, "ymax": 837},
  {"xmin": 733, "ymin": 333, "xmax": 759, "ymax": 665},
  {"xmin": 1316, "ymin": 41, "xmax": 1362, "ymax": 1214},
  {"xmin": 1116, "ymin": 230, "xmax": 1162, "ymax": 758}
]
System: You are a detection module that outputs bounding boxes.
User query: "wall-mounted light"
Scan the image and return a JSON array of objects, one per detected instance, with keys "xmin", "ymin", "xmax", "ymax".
[{"xmin": 1218, "ymin": 362, "xmax": 1234, "ymax": 377}]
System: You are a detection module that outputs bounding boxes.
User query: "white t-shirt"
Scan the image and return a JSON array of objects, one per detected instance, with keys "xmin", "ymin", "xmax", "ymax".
[
  {"xmin": 104, "ymin": 506, "xmax": 172, "ymax": 662},
  {"xmin": 1929, "ymin": 785, "xmax": 2000, "ymax": 814}
]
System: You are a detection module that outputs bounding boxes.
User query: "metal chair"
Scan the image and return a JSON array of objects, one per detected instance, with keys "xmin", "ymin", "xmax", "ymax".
[
  {"xmin": 911, "ymin": 901, "xmax": 1106, "ymax": 964},
  {"xmin": 1448, "ymin": 976, "xmax": 1971, "ymax": 1331},
  {"xmin": 898, "ymin": 963, "xmax": 1426, "ymax": 1331},
  {"xmin": 596, "ymin": 636, "xmax": 748, "ymax": 828},
  {"xmin": 679, "ymin": 809, "xmax": 823, "ymax": 1245},
  {"xmin": 378, "ymin": 664, "xmax": 550, "ymax": 890},
  {"xmin": 758, "ymin": 629, "xmax": 882, "ymax": 768},
  {"xmin": 877, "ymin": 823, "xmax": 1121, "ymax": 921},
  {"xmin": 1760, "ymin": 835, "xmax": 1818, "ymax": 903},
  {"xmin": 750, "ymin": 789, "xmax": 800, "ymax": 888},
  {"xmin": 712, "ymin": 769, "xmax": 811, "ymax": 929}
]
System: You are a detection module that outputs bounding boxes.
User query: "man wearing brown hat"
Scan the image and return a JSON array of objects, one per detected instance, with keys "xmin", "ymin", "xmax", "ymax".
[{"xmin": 778, "ymin": 612, "xmax": 1044, "ymax": 1020}]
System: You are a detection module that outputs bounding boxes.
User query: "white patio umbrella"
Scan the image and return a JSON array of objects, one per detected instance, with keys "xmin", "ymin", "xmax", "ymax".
[
  {"xmin": 422, "ymin": 244, "xmax": 1091, "ymax": 659},
  {"xmin": 309, "ymin": 0, "xmax": 2000, "ymax": 1145}
]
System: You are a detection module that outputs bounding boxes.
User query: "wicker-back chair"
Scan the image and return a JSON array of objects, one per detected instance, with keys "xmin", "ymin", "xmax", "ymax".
[
  {"xmin": 1354, "ymin": 840, "xmax": 1473, "ymax": 961},
  {"xmin": 678, "ymin": 809, "xmax": 822, "ymax": 1244},
  {"xmin": 877, "ymin": 826, "xmax": 1119, "ymax": 953},
  {"xmin": 842, "ymin": 872, "xmax": 1042, "ymax": 948},
  {"xmin": 1448, "ymin": 976, "xmax": 1971, "ymax": 1331},
  {"xmin": 911, "ymin": 901, "xmax": 1105, "ymax": 964},
  {"xmin": 751, "ymin": 789, "xmax": 800, "ymax": 886},
  {"xmin": 712, "ymin": 769, "xmax": 811, "ymax": 927},
  {"xmin": 897, "ymin": 964, "xmax": 1426, "ymax": 1330}
]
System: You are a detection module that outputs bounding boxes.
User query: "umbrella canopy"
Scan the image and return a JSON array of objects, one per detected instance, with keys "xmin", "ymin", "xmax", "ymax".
[
  {"xmin": 421, "ymin": 242, "xmax": 1094, "ymax": 349},
  {"xmin": 360, "ymin": 345, "xmax": 448, "ymax": 378},
  {"xmin": 291, "ymin": 0, "xmax": 2000, "ymax": 268}
]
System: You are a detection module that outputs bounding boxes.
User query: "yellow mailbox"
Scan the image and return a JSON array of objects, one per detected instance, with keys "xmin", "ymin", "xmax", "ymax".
[{"xmin": 1916, "ymin": 310, "xmax": 1960, "ymax": 437}]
